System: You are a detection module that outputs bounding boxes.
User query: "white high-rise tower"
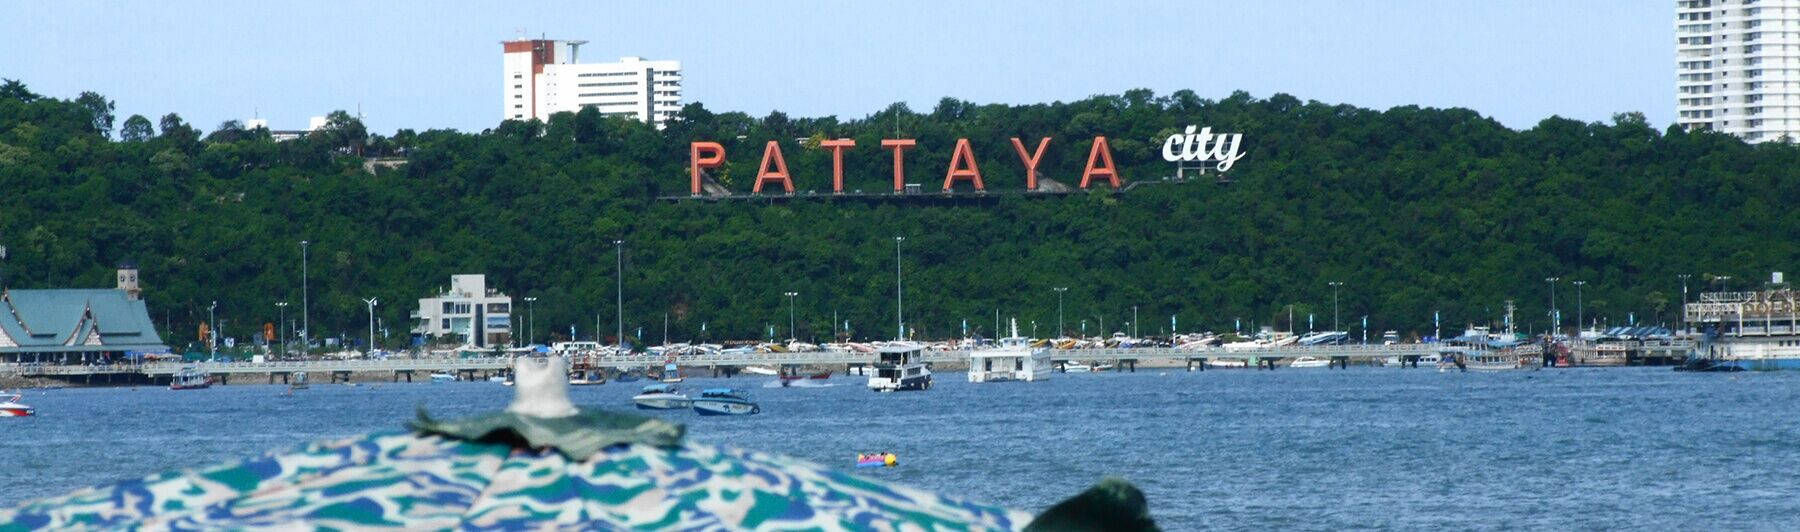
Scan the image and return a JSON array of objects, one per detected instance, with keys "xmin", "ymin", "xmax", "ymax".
[
  {"xmin": 502, "ymin": 38, "xmax": 683, "ymax": 128},
  {"xmin": 1677, "ymin": 0, "xmax": 1800, "ymax": 142}
]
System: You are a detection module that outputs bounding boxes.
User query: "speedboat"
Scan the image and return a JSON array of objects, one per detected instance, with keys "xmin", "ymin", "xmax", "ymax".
[
  {"xmin": 1061, "ymin": 362, "xmax": 1093, "ymax": 373},
  {"xmin": 170, "ymin": 368, "xmax": 212, "ymax": 390},
  {"xmin": 691, "ymin": 388, "xmax": 760, "ymax": 415},
  {"xmin": 633, "ymin": 383, "xmax": 692, "ymax": 410},
  {"xmin": 0, "ymin": 393, "xmax": 34, "ymax": 417},
  {"xmin": 429, "ymin": 372, "xmax": 457, "ymax": 383},
  {"xmin": 1289, "ymin": 356, "xmax": 1329, "ymax": 368}
]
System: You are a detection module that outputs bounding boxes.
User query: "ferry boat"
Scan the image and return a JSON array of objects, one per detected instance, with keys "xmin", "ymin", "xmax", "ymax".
[
  {"xmin": 1288, "ymin": 356, "xmax": 1329, "ymax": 368},
  {"xmin": 0, "ymin": 393, "xmax": 33, "ymax": 417},
  {"xmin": 170, "ymin": 368, "xmax": 213, "ymax": 390},
  {"xmin": 632, "ymin": 383, "xmax": 691, "ymax": 410},
  {"xmin": 691, "ymin": 388, "xmax": 760, "ymax": 415},
  {"xmin": 868, "ymin": 342, "xmax": 932, "ymax": 392},
  {"xmin": 1685, "ymin": 283, "xmax": 1800, "ymax": 371},
  {"xmin": 969, "ymin": 320, "xmax": 1051, "ymax": 382}
]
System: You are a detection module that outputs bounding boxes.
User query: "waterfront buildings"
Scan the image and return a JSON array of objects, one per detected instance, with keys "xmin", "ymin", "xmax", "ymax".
[
  {"xmin": 501, "ymin": 38, "xmax": 682, "ymax": 127},
  {"xmin": 409, "ymin": 275, "xmax": 513, "ymax": 348},
  {"xmin": 0, "ymin": 264, "xmax": 169, "ymax": 363},
  {"xmin": 1676, "ymin": 0, "xmax": 1800, "ymax": 142}
]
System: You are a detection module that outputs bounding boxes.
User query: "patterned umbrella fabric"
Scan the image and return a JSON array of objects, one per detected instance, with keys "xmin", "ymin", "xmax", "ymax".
[{"xmin": 0, "ymin": 357, "xmax": 1155, "ymax": 530}]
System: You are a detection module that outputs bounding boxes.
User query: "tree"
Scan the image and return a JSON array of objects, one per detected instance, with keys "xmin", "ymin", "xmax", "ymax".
[
  {"xmin": 119, "ymin": 114, "xmax": 154, "ymax": 141},
  {"xmin": 75, "ymin": 91, "xmax": 115, "ymax": 138},
  {"xmin": 204, "ymin": 120, "xmax": 251, "ymax": 143},
  {"xmin": 314, "ymin": 110, "xmax": 368, "ymax": 156},
  {"xmin": 158, "ymin": 113, "xmax": 200, "ymax": 145},
  {"xmin": 0, "ymin": 79, "xmax": 37, "ymax": 102}
]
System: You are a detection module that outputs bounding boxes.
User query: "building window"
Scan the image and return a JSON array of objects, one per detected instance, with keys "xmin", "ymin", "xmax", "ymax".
[
  {"xmin": 488, "ymin": 303, "xmax": 510, "ymax": 313},
  {"xmin": 442, "ymin": 318, "xmax": 450, "ymax": 329}
]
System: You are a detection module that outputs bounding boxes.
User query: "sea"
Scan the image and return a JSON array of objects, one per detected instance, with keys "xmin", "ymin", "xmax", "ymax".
[{"xmin": 4, "ymin": 366, "xmax": 1800, "ymax": 530}]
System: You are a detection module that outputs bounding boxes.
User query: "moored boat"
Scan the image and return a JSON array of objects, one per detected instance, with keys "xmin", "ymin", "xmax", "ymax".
[
  {"xmin": 170, "ymin": 368, "xmax": 212, "ymax": 390},
  {"xmin": 691, "ymin": 388, "xmax": 760, "ymax": 415},
  {"xmin": 1288, "ymin": 356, "xmax": 1329, "ymax": 368},
  {"xmin": 868, "ymin": 342, "xmax": 932, "ymax": 392},
  {"xmin": 429, "ymin": 372, "xmax": 457, "ymax": 383},
  {"xmin": 633, "ymin": 383, "xmax": 692, "ymax": 410},
  {"xmin": 970, "ymin": 320, "xmax": 1051, "ymax": 383}
]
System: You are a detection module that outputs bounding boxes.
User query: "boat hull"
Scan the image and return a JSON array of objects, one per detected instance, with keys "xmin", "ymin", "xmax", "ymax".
[
  {"xmin": 0, "ymin": 406, "xmax": 33, "ymax": 417},
  {"xmin": 869, "ymin": 374, "xmax": 931, "ymax": 392},
  {"xmin": 169, "ymin": 382, "xmax": 211, "ymax": 390},
  {"xmin": 692, "ymin": 399, "xmax": 760, "ymax": 415},
  {"xmin": 1724, "ymin": 357, "xmax": 1800, "ymax": 371},
  {"xmin": 633, "ymin": 394, "xmax": 691, "ymax": 410}
]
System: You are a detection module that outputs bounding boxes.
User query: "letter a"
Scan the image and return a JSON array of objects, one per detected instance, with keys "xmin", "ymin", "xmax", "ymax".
[
  {"xmin": 689, "ymin": 142, "xmax": 725, "ymax": 195},
  {"xmin": 1079, "ymin": 136, "xmax": 1122, "ymax": 189},
  {"xmin": 942, "ymin": 138, "xmax": 984, "ymax": 192},
  {"xmin": 752, "ymin": 141, "xmax": 794, "ymax": 194}
]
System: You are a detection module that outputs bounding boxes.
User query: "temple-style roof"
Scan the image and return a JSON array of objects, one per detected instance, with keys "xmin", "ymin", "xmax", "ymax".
[{"xmin": 0, "ymin": 289, "xmax": 168, "ymax": 354}]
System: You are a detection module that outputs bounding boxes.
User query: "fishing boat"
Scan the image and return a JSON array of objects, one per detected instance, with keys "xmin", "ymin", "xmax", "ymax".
[
  {"xmin": 868, "ymin": 342, "xmax": 932, "ymax": 392},
  {"xmin": 429, "ymin": 372, "xmax": 457, "ymax": 383},
  {"xmin": 632, "ymin": 383, "xmax": 691, "ymax": 410},
  {"xmin": 1288, "ymin": 356, "xmax": 1329, "ymax": 368},
  {"xmin": 691, "ymin": 388, "xmax": 760, "ymax": 415},
  {"xmin": 969, "ymin": 320, "xmax": 1052, "ymax": 382},
  {"xmin": 0, "ymin": 393, "xmax": 34, "ymax": 417},
  {"xmin": 170, "ymin": 368, "xmax": 212, "ymax": 390}
]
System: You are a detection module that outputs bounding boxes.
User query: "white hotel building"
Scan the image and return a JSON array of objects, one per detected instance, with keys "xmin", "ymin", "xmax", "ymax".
[
  {"xmin": 502, "ymin": 39, "xmax": 682, "ymax": 127},
  {"xmin": 1676, "ymin": 0, "xmax": 1800, "ymax": 142},
  {"xmin": 410, "ymin": 274, "xmax": 513, "ymax": 348}
]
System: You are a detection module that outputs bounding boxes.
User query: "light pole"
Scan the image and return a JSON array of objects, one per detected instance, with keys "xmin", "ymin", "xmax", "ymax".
[
  {"xmin": 300, "ymin": 240, "xmax": 309, "ymax": 351},
  {"xmin": 1053, "ymin": 287, "xmax": 1068, "ymax": 338},
  {"xmin": 524, "ymin": 297, "xmax": 538, "ymax": 346},
  {"xmin": 1545, "ymin": 276, "xmax": 1560, "ymax": 335},
  {"xmin": 614, "ymin": 240, "xmax": 624, "ymax": 349},
  {"xmin": 894, "ymin": 236, "xmax": 904, "ymax": 340},
  {"xmin": 1571, "ymin": 281, "xmax": 1587, "ymax": 334},
  {"xmin": 784, "ymin": 291, "xmax": 798, "ymax": 341},
  {"xmin": 1329, "ymin": 281, "xmax": 1344, "ymax": 332},
  {"xmin": 208, "ymin": 301, "xmax": 218, "ymax": 356},
  {"xmin": 275, "ymin": 301, "xmax": 288, "ymax": 358},
  {"xmin": 1679, "ymin": 274, "xmax": 1692, "ymax": 333},
  {"xmin": 1716, "ymin": 275, "xmax": 1733, "ymax": 291},
  {"xmin": 362, "ymin": 297, "xmax": 379, "ymax": 354},
  {"xmin": 1132, "ymin": 305, "xmax": 1139, "ymax": 339}
]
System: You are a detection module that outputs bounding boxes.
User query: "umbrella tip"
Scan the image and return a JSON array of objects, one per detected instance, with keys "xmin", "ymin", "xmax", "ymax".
[{"xmin": 507, "ymin": 355, "xmax": 580, "ymax": 418}]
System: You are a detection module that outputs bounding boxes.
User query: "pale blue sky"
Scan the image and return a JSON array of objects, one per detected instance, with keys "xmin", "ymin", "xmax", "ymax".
[{"xmin": 3, "ymin": 1, "xmax": 1670, "ymax": 135}]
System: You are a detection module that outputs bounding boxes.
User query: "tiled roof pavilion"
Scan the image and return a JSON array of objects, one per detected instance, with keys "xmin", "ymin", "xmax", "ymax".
[{"xmin": 0, "ymin": 288, "xmax": 168, "ymax": 363}]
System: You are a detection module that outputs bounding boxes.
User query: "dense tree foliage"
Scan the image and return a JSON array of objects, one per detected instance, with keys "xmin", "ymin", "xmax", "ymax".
[{"xmin": 1, "ymin": 79, "xmax": 1795, "ymax": 349}]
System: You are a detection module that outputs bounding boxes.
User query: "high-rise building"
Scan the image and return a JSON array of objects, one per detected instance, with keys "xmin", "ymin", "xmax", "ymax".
[
  {"xmin": 501, "ymin": 38, "xmax": 683, "ymax": 127},
  {"xmin": 1676, "ymin": 0, "xmax": 1800, "ymax": 142}
]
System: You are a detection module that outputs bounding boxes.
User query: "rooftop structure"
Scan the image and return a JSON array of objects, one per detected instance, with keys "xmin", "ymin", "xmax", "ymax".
[
  {"xmin": 0, "ymin": 265, "xmax": 169, "ymax": 363},
  {"xmin": 410, "ymin": 275, "xmax": 513, "ymax": 348},
  {"xmin": 502, "ymin": 39, "xmax": 682, "ymax": 127}
]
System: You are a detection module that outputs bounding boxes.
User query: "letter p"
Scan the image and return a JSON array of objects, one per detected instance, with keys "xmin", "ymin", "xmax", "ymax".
[{"xmin": 690, "ymin": 142, "xmax": 726, "ymax": 196}]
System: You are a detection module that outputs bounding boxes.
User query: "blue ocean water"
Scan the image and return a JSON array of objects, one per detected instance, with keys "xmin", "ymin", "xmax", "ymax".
[{"xmin": 3, "ymin": 367, "xmax": 1799, "ymax": 529}]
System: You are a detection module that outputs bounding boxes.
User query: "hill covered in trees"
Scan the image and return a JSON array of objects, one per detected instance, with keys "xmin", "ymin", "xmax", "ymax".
[{"xmin": 1, "ymin": 79, "xmax": 1795, "ymax": 348}]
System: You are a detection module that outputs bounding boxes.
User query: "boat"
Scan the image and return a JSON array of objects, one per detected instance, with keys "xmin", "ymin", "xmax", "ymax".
[
  {"xmin": 568, "ymin": 366, "xmax": 606, "ymax": 386},
  {"xmin": 613, "ymin": 371, "xmax": 641, "ymax": 383},
  {"xmin": 1060, "ymin": 362, "xmax": 1093, "ymax": 373},
  {"xmin": 430, "ymin": 372, "xmax": 457, "ymax": 383},
  {"xmin": 691, "ymin": 388, "xmax": 760, "ymax": 415},
  {"xmin": 289, "ymin": 372, "xmax": 310, "ymax": 391},
  {"xmin": 778, "ymin": 369, "xmax": 833, "ymax": 383},
  {"xmin": 1685, "ymin": 284, "xmax": 1800, "ymax": 371},
  {"xmin": 660, "ymin": 362, "xmax": 684, "ymax": 383},
  {"xmin": 487, "ymin": 375, "xmax": 508, "ymax": 383},
  {"xmin": 632, "ymin": 383, "xmax": 692, "ymax": 410},
  {"xmin": 0, "ymin": 393, "xmax": 34, "ymax": 417},
  {"xmin": 1288, "ymin": 356, "xmax": 1329, "ymax": 368},
  {"xmin": 170, "ymin": 368, "xmax": 212, "ymax": 390},
  {"xmin": 868, "ymin": 342, "xmax": 933, "ymax": 392},
  {"xmin": 970, "ymin": 320, "xmax": 1051, "ymax": 382},
  {"xmin": 1090, "ymin": 363, "xmax": 1115, "ymax": 372},
  {"xmin": 742, "ymin": 366, "xmax": 779, "ymax": 376}
]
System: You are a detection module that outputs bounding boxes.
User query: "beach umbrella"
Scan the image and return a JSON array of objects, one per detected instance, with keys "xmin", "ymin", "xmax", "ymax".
[{"xmin": 0, "ymin": 357, "xmax": 1155, "ymax": 530}]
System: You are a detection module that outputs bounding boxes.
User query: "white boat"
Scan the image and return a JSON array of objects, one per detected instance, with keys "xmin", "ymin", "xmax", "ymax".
[
  {"xmin": 969, "ymin": 320, "xmax": 1052, "ymax": 383},
  {"xmin": 1288, "ymin": 356, "xmax": 1329, "ymax": 368},
  {"xmin": 170, "ymin": 368, "xmax": 212, "ymax": 390},
  {"xmin": 742, "ymin": 366, "xmax": 779, "ymax": 376},
  {"xmin": 0, "ymin": 393, "xmax": 34, "ymax": 417},
  {"xmin": 691, "ymin": 388, "xmax": 761, "ymax": 415},
  {"xmin": 1090, "ymin": 363, "xmax": 1115, "ymax": 372},
  {"xmin": 868, "ymin": 342, "xmax": 932, "ymax": 392},
  {"xmin": 660, "ymin": 362, "xmax": 684, "ymax": 383},
  {"xmin": 429, "ymin": 372, "xmax": 457, "ymax": 383},
  {"xmin": 1061, "ymin": 362, "xmax": 1093, "ymax": 372},
  {"xmin": 568, "ymin": 370, "xmax": 606, "ymax": 386},
  {"xmin": 632, "ymin": 383, "xmax": 691, "ymax": 410}
]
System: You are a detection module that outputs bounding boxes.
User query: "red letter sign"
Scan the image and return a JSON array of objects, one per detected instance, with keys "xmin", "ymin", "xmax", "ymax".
[
  {"xmin": 752, "ymin": 141, "xmax": 794, "ymax": 194},
  {"xmin": 942, "ymin": 138, "xmax": 985, "ymax": 191},
  {"xmin": 689, "ymin": 142, "xmax": 725, "ymax": 195},
  {"xmin": 820, "ymin": 139, "xmax": 855, "ymax": 193},
  {"xmin": 1080, "ymin": 136, "xmax": 1121, "ymax": 189},
  {"xmin": 1010, "ymin": 137, "xmax": 1051, "ymax": 191},
  {"xmin": 881, "ymin": 139, "xmax": 917, "ymax": 192}
]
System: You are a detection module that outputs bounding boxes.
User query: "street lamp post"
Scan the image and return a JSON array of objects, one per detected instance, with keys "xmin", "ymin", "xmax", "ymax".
[
  {"xmin": 300, "ymin": 240, "xmax": 309, "ymax": 352},
  {"xmin": 1053, "ymin": 287, "xmax": 1068, "ymax": 338},
  {"xmin": 1132, "ymin": 305, "xmax": 1139, "ymax": 339},
  {"xmin": 362, "ymin": 297, "xmax": 379, "ymax": 354},
  {"xmin": 208, "ymin": 301, "xmax": 218, "ymax": 356},
  {"xmin": 524, "ymin": 297, "xmax": 538, "ymax": 347},
  {"xmin": 275, "ymin": 301, "xmax": 288, "ymax": 359},
  {"xmin": 784, "ymin": 291, "xmax": 799, "ymax": 341},
  {"xmin": 1679, "ymin": 274, "xmax": 1692, "ymax": 334},
  {"xmin": 614, "ymin": 240, "xmax": 624, "ymax": 349},
  {"xmin": 1329, "ymin": 281, "xmax": 1344, "ymax": 332},
  {"xmin": 1571, "ymin": 281, "xmax": 1587, "ymax": 334},
  {"xmin": 894, "ymin": 236, "xmax": 904, "ymax": 341},
  {"xmin": 1546, "ymin": 277, "xmax": 1561, "ymax": 335}
]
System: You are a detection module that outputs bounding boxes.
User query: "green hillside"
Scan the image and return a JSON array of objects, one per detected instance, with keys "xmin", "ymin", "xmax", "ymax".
[{"xmin": 1, "ymin": 79, "xmax": 1794, "ymax": 347}]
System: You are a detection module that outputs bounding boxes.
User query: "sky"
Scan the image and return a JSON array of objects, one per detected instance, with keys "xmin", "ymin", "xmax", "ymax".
[{"xmin": 2, "ymin": 1, "xmax": 1671, "ymax": 135}]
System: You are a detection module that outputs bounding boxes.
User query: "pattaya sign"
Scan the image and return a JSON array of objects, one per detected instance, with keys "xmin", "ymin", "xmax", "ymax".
[{"xmin": 689, "ymin": 128, "xmax": 1245, "ymax": 195}]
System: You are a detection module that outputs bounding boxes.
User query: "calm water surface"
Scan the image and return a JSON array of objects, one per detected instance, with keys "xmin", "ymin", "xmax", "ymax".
[{"xmin": 4, "ymin": 367, "xmax": 1799, "ymax": 529}]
